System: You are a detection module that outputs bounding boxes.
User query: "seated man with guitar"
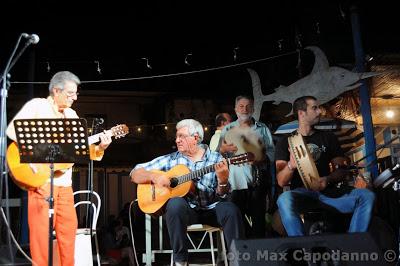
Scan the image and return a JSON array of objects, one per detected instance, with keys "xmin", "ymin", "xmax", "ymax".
[
  {"xmin": 275, "ymin": 96, "xmax": 375, "ymax": 236},
  {"xmin": 6, "ymin": 71, "xmax": 113, "ymax": 266},
  {"xmin": 131, "ymin": 119, "xmax": 245, "ymax": 266}
]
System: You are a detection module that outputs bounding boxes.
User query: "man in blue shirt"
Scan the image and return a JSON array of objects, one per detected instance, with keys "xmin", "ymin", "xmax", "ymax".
[
  {"xmin": 130, "ymin": 119, "xmax": 244, "ymax": 266},
  {"xmin": 219, "ymin": 95, "xmax": 275, "ymax": 238}
]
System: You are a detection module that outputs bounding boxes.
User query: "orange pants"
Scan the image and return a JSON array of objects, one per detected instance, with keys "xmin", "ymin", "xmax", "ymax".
[{"xmin": 28, "ymin": 184, "xmax": 77, "ymax": 266}]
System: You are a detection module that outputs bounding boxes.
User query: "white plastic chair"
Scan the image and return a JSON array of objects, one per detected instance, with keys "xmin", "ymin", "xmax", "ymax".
[
  {"xmin": 73, "ymin": 190, "xmax": 102, "ymax": 266},
  {"xmin": 170, "ymin": 224, "xmax": 228, "ymax": 266},
  {"xmin": 53, "ymin": 190, "xmax": 101, "ymax": 266}
]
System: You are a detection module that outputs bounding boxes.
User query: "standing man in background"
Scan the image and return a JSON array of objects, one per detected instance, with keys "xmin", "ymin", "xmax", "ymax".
[{"xmin": 219, "ymin": 95, "xmax": 275, "ymax": 238}]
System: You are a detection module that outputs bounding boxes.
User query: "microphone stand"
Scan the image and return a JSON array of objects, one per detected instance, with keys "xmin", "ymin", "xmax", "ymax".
[
  {"xmin": 47, "ymin": 145, "xmax": 60, "ymax": 266},
  {"xmin": 86, "ymin": 118, "xmax": 103, "ymax": 231},
  {"xmin": 0, "ymin": 33, "xmax": 27, "ymax": 265},
  {"xmin": 353, "ymin": 134, "xmax": 400, "ymax": 176}
]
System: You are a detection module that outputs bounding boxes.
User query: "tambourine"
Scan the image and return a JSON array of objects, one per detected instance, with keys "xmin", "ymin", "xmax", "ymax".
[
  {"xmin": 224, "ymin": 127, "xmax": 265, "ymax": 162},
  {"xmin": 288, "ymin": 131, "xmax": 320, "ymax": 190}
]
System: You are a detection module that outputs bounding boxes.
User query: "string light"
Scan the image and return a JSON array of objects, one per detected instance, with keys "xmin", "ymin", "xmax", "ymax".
[
  {"xmin": 339, "ymin": 4, "xmax": 346, "ymax": 20},
  {"xmin": 12, "ymin": 50, "xmax": 298, "ymax": 85},
  {"xmin": 11, "ymin": 32, "xmax": 333, "ymax": 86},
  {"xmin": 365, "ymin": 55, "xmax": 374, "ymax": 62},
  {"xmin": 184, "ymin": 53, "xmax": 192, "ymax": 66},
  {"xmin": 296, "ymin": 49, "xmax": 302, "ymax": 76},
  {"xmin": 277, "ymin": 40, "xmax": 283, "ymax": 51},
  {"xmin": 316, "ymin": 22, "xmax": 320, "ymax": 34},
  {"xmin": 127, "ymin": 123, "xmax": 216, "ymax": 134},
  {"xmin": 141, "ymin": 58, "xmax": 152, "ymax": 69},
  {"xmin": 295, "ymin": 33, "xmax": 303, "ymax": 49},
  {"xmin": 233, "ymin": 47, "xmax": 239, "ymax": 62},
  {"xmin": 94, "ymin": 60, "xmax": 102, "ymax": 74}
]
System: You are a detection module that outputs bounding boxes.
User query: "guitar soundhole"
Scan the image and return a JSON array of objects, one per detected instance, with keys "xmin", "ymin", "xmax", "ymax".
[{"xmin": 170, "ymin": 177, "xmax": 179, "ymax": 188}]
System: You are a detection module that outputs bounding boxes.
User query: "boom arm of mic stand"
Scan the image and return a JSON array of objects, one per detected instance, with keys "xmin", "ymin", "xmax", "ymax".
[
  {"xmin": 7, "ymin": 41, "xmax": 35, "ymax": 77},
  {"xmin": 354, "ymin": 135, "xmax": 400, "ymax": 166},
  {"xmin": 1, "ymin": 35, "xmax": 36, "ymax": 163},
  {"xmin": 1, "ymin": 33, "xmax": 25, "ymax": 183},
  {"xmin": 0, "ymin": 34, "xmax": 25, "ymax": 83}
]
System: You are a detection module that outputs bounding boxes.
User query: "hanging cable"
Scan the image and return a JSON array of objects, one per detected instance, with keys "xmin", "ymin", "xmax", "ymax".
[
  {"xmin": 128, "ymin": 200, "xmax": 140, "ymax": 266},
  {"xmin": 11, "ymin": 50, "xmax": 298, "ymax": 85}
]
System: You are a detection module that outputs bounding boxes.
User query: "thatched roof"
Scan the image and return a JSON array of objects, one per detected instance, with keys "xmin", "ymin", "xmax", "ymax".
[{"xmin": 330, "ymin": 59, "xmax": 400, "ymax": 127}]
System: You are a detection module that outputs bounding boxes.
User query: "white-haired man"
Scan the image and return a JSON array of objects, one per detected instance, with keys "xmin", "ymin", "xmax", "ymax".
[{"xmin": 130, "ymin": 119, "xmax": 244, "ymax": 266}]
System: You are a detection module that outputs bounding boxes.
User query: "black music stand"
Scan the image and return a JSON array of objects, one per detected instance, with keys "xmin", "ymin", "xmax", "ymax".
[{"xmin": 13, "ymin": 118, "xmax": 90, "ymax": 266}]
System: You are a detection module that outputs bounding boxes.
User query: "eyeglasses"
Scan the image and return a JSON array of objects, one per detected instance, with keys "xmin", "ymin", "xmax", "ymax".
[
  {"xmin": 175, "ymin": 134, "xmax": 193, "ymax": 140},
  {"xmin": 64, "ymin": 91, "xmax": 79, "ymax": 97}
]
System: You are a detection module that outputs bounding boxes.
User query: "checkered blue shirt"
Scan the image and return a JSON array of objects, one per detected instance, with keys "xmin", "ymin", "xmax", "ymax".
[{"xmin": 133, "ymin": 145, "xmax": 226, "ymax": 210}]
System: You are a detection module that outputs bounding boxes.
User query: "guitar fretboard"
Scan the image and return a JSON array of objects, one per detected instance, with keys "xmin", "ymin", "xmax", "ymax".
[
  {"xmin": 87, "ymin": 130, "xmax": 112, "ymax": 145},
  {"xmin": 177, "ymin": 164, "xmax": 216, "ymax": 185},
  {"xmin": 175, "ymin": 157, "xmax": 236, "ymax": 185}
]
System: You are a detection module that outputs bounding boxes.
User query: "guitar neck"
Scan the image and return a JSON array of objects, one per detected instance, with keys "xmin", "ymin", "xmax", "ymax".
[
  {"xmin": 178, "ymin": 164, "xmax": 215, "ymax": 185},
  {"xmin": 176, "ymin": 157, "xmax": 234, "ymax": 186},
  {"xmin": 87, "ymin": 129, "xmax": 112, "ymax": 145}
]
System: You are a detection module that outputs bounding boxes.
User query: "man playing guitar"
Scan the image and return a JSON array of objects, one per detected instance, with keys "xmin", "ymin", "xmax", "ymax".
[
  {"xmin": 6, "ymin": 71, "xmax": 112, "ymax": 266},
  {"xmin": 130, "ymin": 119, "xmax": 244, "ymax": 266}
]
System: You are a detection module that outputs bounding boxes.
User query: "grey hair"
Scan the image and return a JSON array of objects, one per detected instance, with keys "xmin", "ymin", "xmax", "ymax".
[
  {"xmin": 235, "ymin": 95, "xmax": 254, "ymax": 106},
  {"xmin": 48, "ymin": 71, "xmax": 81, "ymax": 94},
  {"xmin": 176, "ymin": 119, "xmax": 204, "ymax": 144}
]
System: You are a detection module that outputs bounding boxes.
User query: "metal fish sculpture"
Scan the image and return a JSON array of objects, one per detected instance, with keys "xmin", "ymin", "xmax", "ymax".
[{"xmin": 249, "ymin": 46, "xmax": 380, "ymax": 119}]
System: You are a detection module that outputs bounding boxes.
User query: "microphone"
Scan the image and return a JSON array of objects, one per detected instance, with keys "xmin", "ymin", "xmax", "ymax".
[{"xmin": 22, "ymin": 33, "xmax": 40, "ymax": 44}]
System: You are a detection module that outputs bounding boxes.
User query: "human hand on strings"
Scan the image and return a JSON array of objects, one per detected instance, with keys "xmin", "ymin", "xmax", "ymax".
[
  {"xmin": 215, "ymin": 159, "xmax": 229, "ymax": 185},
  {"xmin": 317, "ymin": 176, "xmax": 328, "ymax": 191},
  {"xmin": 151, "ymin": 173, "xmax": 171, "ymax": 188},
  {"xmin": 98, "ymin": 131, "xmax": 112, "ymax": 150}
]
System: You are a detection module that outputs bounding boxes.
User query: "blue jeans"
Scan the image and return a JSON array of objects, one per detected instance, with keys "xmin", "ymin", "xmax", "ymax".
[{"xmin": 277, "ymin": 187, "xmax": 375, "ymax": 236}]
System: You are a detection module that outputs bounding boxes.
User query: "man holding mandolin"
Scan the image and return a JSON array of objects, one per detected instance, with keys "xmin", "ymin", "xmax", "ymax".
[
  {"xmin": 6, "ymin": 71, "xmax": 113, "ymax": 266},
  {"xmin": 130, "ymin": 119, "xmax": 245, "ymax": 266},
  {"xmin": 275, "ymin": 96, "xmax": 375, "ymax": 237}
]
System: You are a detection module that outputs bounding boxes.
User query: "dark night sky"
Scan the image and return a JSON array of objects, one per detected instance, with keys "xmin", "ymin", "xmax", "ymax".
[{"xmin": 1, "ymin": 0, "xmax": 399, "ymax": 100}]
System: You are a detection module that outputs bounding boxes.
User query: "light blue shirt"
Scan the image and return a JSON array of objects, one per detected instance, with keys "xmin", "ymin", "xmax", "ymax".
[
  {"xmin": 219, "ymin": 119, "xmax": 275, "ymax": 190},
  {"xmin": 133, "ymin": 144, "xmax": 227, "ymax": 209}
]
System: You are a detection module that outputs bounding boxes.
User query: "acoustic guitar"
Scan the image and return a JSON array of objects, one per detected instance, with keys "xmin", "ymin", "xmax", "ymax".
[
  {"xmin": 137, "ymin": 152, "xmax": 254, "ymax": 215},
  {"xmin": 7, "ymin": 124, "xmax": 129, "ymax": 190}
]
